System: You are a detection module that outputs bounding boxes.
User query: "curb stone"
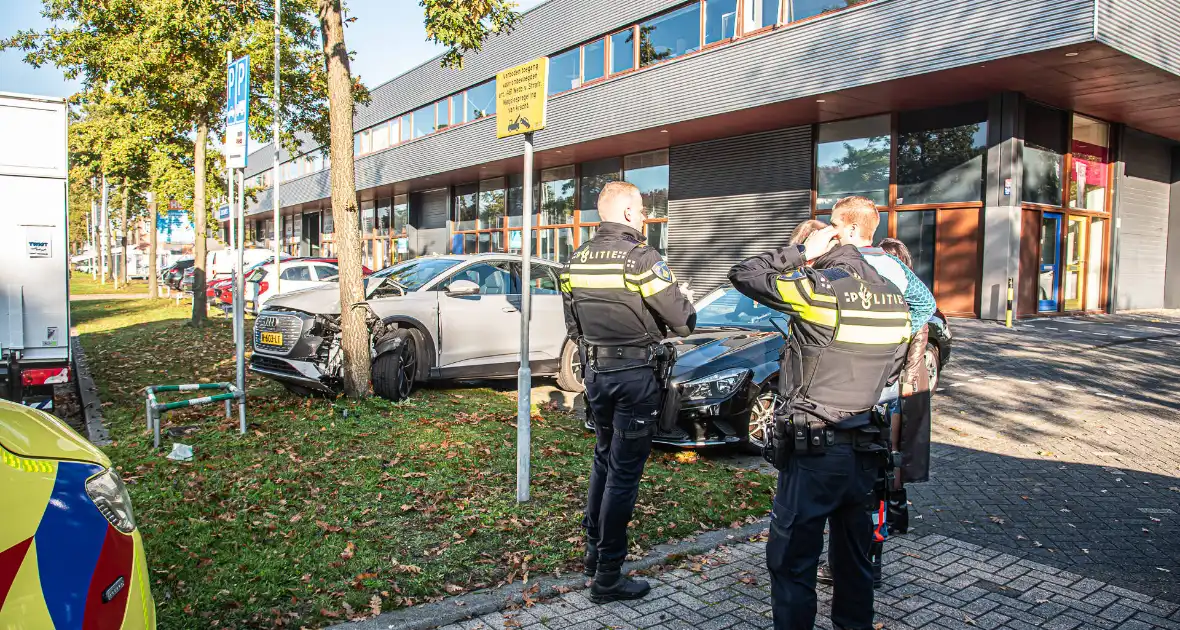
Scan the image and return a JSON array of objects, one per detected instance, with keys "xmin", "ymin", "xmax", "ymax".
[
  {"xmin": 325, "ymin": 517, "xmax": 773, "ymax": 630},
  {"xmin": 71, "ymin": 335, "xmax": 111, "ymax": 446}
]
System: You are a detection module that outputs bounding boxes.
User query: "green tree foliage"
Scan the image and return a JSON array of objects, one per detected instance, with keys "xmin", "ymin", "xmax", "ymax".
[
  {"xmin": 421, "ymin": 0, "xmax": 521, "ymax": 69},
  {"xmin": 4, "ymin": 0, "xmax": 346, "ymax": 322}
]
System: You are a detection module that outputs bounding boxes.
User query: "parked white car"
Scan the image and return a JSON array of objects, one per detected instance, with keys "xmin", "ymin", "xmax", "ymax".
[
  {"xmin": 208, "ymin": 248, "xmax": 289, "ymax": 279},
  {"xmin": 246, "ymin": 259, "xmax": 342, "ymax": 315}
]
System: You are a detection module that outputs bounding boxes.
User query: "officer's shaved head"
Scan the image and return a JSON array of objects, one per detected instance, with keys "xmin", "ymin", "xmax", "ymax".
[
  {"xmin": 598, "ymin": 181, "xmax": 646, "ymax": 231},
  {"xmin": 830, "ymin": 196, "xmax": 880, "ymax": 247}
]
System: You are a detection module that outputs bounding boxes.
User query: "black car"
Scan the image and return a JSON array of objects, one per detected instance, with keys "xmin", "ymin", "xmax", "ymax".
[
  {"xmin": 162, "ymin": 259, "xmax": 194, "ymax": 290},
  {"xmin": 586, "ymin": 285, "xmax": 952, "ymax": 450}
]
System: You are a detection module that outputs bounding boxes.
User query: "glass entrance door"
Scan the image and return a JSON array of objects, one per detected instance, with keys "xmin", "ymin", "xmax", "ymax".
[
  {"xmin": 1038, "ymin": 213, "xmax": 1062, "ymax": 312},
  {"xmin": 1063, "ymin": 215, "xmax": 1088, "ymax": 311},
  {"xmin": 302, "ymin": 212, "xmax": 321, "ymax": 256}
]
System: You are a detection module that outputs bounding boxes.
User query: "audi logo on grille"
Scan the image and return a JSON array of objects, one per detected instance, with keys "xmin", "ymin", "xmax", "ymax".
[{"xmin": 257, "ymin": 316, "xmax": 279, "ymax": 329}]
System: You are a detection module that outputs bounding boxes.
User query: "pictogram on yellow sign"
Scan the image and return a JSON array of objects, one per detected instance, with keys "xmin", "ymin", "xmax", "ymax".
[{"xmin": 496, "ymin": 57, "xmax": 549, "ymax": 139}]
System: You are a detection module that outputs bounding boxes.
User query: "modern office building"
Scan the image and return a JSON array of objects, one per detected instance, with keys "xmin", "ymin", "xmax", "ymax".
[{"xmin": 231, "ymin": 0, "xmax": 1180, "ymax": 320}]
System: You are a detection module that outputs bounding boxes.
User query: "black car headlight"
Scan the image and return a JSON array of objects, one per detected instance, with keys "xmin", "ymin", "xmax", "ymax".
[{"xmin": 680, "ymin": 368, "xmax": 750, "ymax": 402}]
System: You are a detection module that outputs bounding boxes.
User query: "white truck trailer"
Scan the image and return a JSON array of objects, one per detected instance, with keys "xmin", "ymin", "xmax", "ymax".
[{"xmin": 0, "ymin": 92, "xmax": 71, "ymax": 409}]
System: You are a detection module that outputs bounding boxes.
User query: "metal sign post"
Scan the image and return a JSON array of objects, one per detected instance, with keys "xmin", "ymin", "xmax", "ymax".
[
  {"xmin": 273, "ymin": 0, "xmax": 282, "ymax": 293},
  {"xmin": 496, "ymin": 57, "xmax": 549, "ymax": 503},
  {"xmin": 225, "ymin": 52, "xmax": 250, "ymax": 434}
]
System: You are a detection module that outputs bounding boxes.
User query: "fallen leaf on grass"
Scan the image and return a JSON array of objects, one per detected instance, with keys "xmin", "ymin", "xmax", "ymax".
[
  {"xmin": 340, "ymin": 541, "xmax": 356, "ymax": 560},
  {"xmin": 316, "ymin": 520, "xmax": 343, "ymax": 533},
  {"xmin": 443, "ymin": 584, "xmax": 464, "ymax": 595},
  {"xmin": 369, "ymin": 594, "xmax": 382, "ymax": 616}
]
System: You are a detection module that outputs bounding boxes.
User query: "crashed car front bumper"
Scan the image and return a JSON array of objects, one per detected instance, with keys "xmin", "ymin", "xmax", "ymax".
[
  {"xmin": 583, "ymin": 377, "xmax": 760, "ymax": 448},
  {"xmin": 249, "ymin": 354, "xmax": 337, "ymax": 393}
]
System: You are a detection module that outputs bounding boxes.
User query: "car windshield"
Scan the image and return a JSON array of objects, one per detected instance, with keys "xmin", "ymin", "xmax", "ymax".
[
  {"xmin": 694, "ymin": 286, "xmax": 777, "ymax": 331},
  {"xmin": 368, "ymin": 258, "xmax": 462, "ymax": 291}
]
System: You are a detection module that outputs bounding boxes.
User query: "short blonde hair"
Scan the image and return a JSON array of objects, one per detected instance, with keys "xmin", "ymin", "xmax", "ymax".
[
  {"xmin": 832, "ymin": 196, "xmax": 880, "ymax": 237},
  {"xmin": 597, "ymin": 180, "xmax": 641, "ymax": 211},
  {"xmin": 789, "ymin": 219, "xmax": 828, "ymax": 246}
]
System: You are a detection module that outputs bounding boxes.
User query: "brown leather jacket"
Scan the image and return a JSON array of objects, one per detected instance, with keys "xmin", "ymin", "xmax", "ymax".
[{"xmin": 903, "ymin": 325, "xmax": 931, "ymax": 395}]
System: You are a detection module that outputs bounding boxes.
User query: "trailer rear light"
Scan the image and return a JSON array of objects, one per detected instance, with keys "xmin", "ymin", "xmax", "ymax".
[
  {"xmin": 258, "ymin": 281, "xmax": 269, "ymax": 294},
  {"xmin": 22, "ymin": 367, "xmax": 70, "ymax": 386}
]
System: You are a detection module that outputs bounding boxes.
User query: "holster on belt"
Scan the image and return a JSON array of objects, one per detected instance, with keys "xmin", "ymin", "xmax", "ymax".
[{"xmin": 654, "ymin": 343, "xmax": 678, "ymax": 433}]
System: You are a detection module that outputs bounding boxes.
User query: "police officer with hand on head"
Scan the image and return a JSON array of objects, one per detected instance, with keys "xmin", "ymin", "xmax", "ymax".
[
  {"xmin": 560, "ymin": 180, "xmax": 696, "ymax": 604},
  {"xmin": 729, "ymin": 217, "xmax": 911, "ymax": 630}
]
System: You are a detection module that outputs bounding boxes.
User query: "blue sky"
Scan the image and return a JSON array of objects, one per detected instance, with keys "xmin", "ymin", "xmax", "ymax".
[{"xmin": 1, "ymin": 0, "xmax": 546, "ymax": 99}]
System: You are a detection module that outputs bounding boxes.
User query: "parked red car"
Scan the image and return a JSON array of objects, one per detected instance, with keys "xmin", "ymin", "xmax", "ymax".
[{"xmin": 214, "ymin": 258, "xmax": 373, "ymax": 307}]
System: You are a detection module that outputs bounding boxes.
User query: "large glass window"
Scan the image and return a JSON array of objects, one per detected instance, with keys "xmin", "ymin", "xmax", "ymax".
[
  {"xmin": 579, "ymin": 158, "xmax": 622, "ymax": 224},
  {"xmin": 413, "ymin": 104, "xmax": 435, "ymax": 138},
  {"xmin": 466, "ymin": 80, "xmax": 496, "ymax": 120},
  {"xmin": 897, "ymin": 103, "xmax": 988, "ymax": 205},
  {"xmin": 583, "ymin": 39, "xmax": 606, "ymax": 82},
  {"xmin": 377, "ymin": 198, "xmax": 391, "ymax": 236},
  {"xmin": 895, "ymin": 210, "xmax": 936, "ymax": 289},
  {"xmin": 479, "ymin": 178, "xmax": 506, "ymax": 229},
  {"xmin": 816, "ymin": 115, "xmax": 891, "ymax": 208},
  {"xmin": 625, "ymin": 150, "xmax": 669, "ymax": 219},
  {"xmin": 541, "ymin": 166, "xmax": 577, "ymax": 225},
  {"xmin": 451, "ymin": 94, "xmax": 466, "ymax": 125},
  {"xmin": 1023, "ymin": 102, "xmax": 1067, "ymax": 207},
  {"xmin": 436, "ymin": 98, "xmax": 450, "ymax": 131},
  {"xmin": 371, "ymin": 122, "xmax": 391, "ymax": 152},
  {"xmin": 610, "ymin": 30, "xmax": 635, "ymax": 74},
  {"xmin": 639, "ymin": 4, "xmax": 701, "ymax": 67},
  {"xmin": 400, "ymin": 114, "xmax": 412, "ymax": 143},
  {"xmin": 393, "ymin": 195, "xmax": 409, "ymax": 233},
  {"xmin": 454, "ymin": 184, "xmax": 478, "ymax": 231},
  {"xmin": 743, "ymin": 0, "xmax": 780, "ymax": 30},
  {"xmin": 1069, "ymin": 115, "xmax": 1110, "ymax": 212},
  {"xmin": 361, "ymin": 201, "xmax": 376, "ymax": 235},
  {"xmin": 550, "ymin": 48, "xmax": 580, "ymax": 96},
  {"xmin": 706, "ymin": 0, "xmax": 739, "ymax": 44}
]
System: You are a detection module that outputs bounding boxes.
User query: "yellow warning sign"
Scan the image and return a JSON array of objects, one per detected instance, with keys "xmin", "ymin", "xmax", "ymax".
[{"xmin": 496, "ymin": 57, "xmax": 549, "ymax": 139}]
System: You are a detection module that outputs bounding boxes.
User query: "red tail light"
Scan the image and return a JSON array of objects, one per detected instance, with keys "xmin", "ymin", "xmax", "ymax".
[
  {"xmin": 22, "ymin": 367, "xmax": 70, "ymax": 386},
  {"xmin": 258, "ymin": 281, "xmax": 269, "ymax": 295}
]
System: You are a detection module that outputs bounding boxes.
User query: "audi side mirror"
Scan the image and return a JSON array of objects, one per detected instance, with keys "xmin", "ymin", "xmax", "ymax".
[{"xmin": 446, "ymin": 279, "xmax": 480, "ymax": 297}]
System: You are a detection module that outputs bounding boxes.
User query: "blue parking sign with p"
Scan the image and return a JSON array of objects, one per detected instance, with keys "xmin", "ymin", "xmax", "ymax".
[
  {"xmin": 225, "ymin": 55, "xmax": 250, "ymax": 168},
  {"xmin": 226, "ymin": 56, "xmax": 250, "ymax": 125}
]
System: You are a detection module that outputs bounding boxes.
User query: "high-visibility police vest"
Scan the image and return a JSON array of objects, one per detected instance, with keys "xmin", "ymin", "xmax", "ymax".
[{"xmin": 786, "ymin": 267, "xmax": 911, "ymax": 413}]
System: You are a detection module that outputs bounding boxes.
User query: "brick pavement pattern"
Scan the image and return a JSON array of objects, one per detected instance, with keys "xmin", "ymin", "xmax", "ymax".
[{"xmin": 435, "ymin": 312, "xmax": 1180, "ymax": 629}]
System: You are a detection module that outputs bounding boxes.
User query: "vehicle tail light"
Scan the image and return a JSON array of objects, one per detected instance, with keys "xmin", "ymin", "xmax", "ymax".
[
  {"xmin": 22, "ymin": 367, "xmax": 70, "ymax": 386},
  {"xmin": 258, "ymin": 281, "xmax": 268, "ymax": 295},
  {"xmin": 86, "ymin": 469, "xmax": 137, "ymax": 533}
]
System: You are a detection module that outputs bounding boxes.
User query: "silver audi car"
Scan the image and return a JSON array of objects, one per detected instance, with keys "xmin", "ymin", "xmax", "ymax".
[{"xmin": 249, "ymin": 254, "xmax": 584, "ymax": 400}]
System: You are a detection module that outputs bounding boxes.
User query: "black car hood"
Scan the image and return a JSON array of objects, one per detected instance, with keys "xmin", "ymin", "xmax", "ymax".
[{"xmin": 668, "ymin": 328, "xmax": 783, "ymax": 382}]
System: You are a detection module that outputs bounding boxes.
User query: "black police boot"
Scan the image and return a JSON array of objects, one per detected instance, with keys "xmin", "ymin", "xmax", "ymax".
[
  {"xmin": 583, "ymin": 542, "xmax": 598, "ymax": 578},
  {"xmin": 816, "ymin": 562, "xmax": 835, "ymax": 585},
  {"xmin": 590, "ymin": 564, "xmax": 650, "ymax": 603},
  {"xmin": 869, "ymin": 541, "xmax": 884, "ymax": 589}
]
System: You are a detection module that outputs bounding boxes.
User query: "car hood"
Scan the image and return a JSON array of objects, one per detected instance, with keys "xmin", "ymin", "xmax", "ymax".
[
  {"xmin": 668, "ymin": 328, "xmax": 783, "ymax": 376},
  {"xmin": 0, "ymin": 399, "xmax": 110, "ymax": 466},
  {"xmin": 262, "ymin": 283, "xmax": 346, "ymax": 315}
]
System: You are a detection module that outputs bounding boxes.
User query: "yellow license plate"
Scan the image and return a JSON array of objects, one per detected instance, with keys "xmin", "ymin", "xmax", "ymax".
[{"xmin": 260, "ymin": 332, "xmax": 283, "ymax": 346}]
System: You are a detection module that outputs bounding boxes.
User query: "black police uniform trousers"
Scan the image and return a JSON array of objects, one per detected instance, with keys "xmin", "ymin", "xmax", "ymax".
[
  {"xmin": 768, "ymin": 442, "xmax": 878, "ymax": 630},
  {"xmin": 582, "ymin": 365, "xmax": 661, "ymax": 566}
]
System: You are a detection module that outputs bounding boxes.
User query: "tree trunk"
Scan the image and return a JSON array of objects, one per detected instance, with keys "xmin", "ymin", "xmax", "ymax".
[
  {"xmin": 191, "ymin": 121, "xmax": 209, "ymax": 324},
  {"xmin": 318, "ymin": 0, "xmax": 368, "ymax": 399},
  {"xmin": 119, "ymin": 178, "xmax": 130, "ymax": 287},
  {"xmin": 148, "ymin": 199, "xmax": 159, "ymax": 299}
]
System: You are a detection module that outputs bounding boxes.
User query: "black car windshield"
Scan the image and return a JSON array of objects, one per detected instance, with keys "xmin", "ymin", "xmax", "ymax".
[
  {"xmin": 368, "ymin": 258, "xmax": 462, "ymax": 291},
  {"xmin": 694, "ymin": 286, "xmax": 777, "ymax": 331}
]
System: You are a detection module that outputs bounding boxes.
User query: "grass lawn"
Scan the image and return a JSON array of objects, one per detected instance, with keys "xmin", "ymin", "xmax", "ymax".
[
  {"xmin": 74, "ymin": 299, "xmax": 775, "ymax": 629},
  {"xmin": 71, "ymin": 270, "xmax": 151, "ymax": 295}
]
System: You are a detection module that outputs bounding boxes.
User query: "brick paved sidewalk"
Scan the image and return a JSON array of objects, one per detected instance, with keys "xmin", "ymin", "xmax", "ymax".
[{"xmin": 437, "ymin": 532, "xmax": 1180, "ymax": 630}]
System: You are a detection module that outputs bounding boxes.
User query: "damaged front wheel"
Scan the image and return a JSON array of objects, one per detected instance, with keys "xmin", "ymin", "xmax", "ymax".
[{"xmin": 372, "ymin": 330, "xmax": 416, "ymax": 402}]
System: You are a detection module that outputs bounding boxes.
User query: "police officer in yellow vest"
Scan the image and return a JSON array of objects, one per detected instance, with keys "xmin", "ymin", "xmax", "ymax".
[
  {"xmin": 729, "ymin": 207, "xmax": 911, "ymax": 630},
  {"xmin": 560, "ymin": 181, "xmax": 696, "ymax": 604}
]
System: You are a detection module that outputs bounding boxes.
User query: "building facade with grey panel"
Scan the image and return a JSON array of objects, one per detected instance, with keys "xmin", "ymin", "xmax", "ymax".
[{"xmin": 227, "ymin": 0, "xmax": 1180, "ymax": 319}]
